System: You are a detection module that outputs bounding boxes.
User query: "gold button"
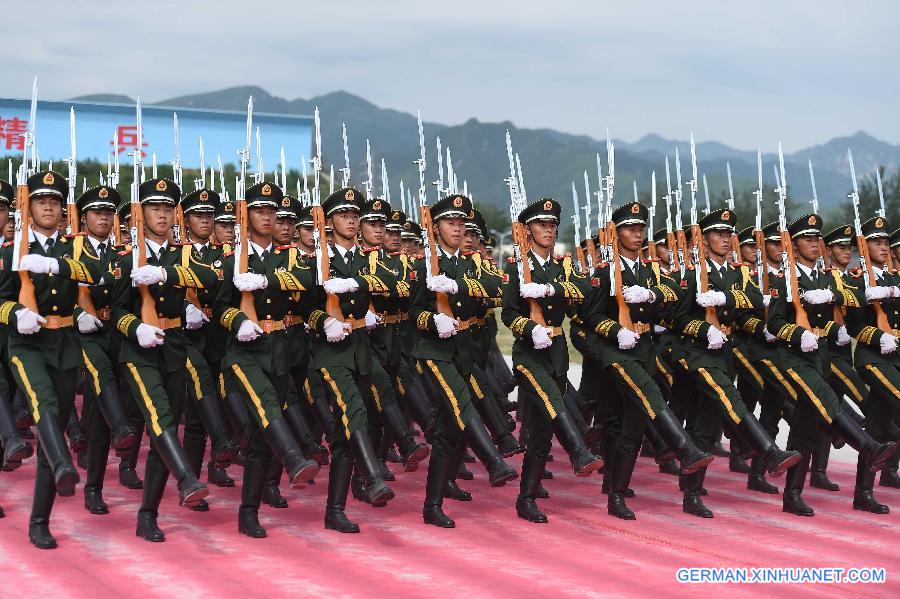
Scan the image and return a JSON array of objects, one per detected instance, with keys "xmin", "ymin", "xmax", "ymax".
[
  {"xmin": 457, "ymin": 302, "xmax": 462, "ymax": 307},
  {"xmin": 103, "ymin": 289, "xmax": 108, "ymax": 294},
  {"xmin": 547, "ymin": 305, "xmax": 553, "ymax": 310},
  {"xmin": 51, "ymin": 289, "xmax": 57, "ymax": 295},
  {"xmin": 52, "ymin": 306, "xmax": 58, "ymax": 311},
  {"xmin": 159, "ymin": 297, "xmax": 165, "ymax": 302},
  {"xmin": 266, "ymin": 315, "xmax": 271, "ymax": 319},
  {"xmin": 350, "ymin": 299, "xmax": 355, "ymax": 305},
  {"xmin": 266, "ymin": 298, "xmax": 272, "ymax": 304}
]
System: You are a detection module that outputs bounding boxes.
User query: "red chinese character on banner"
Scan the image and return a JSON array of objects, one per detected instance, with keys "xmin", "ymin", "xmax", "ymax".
[
  {"xmin": 0, "ymin": 117, "xmax": 29, "ymax": 151},
  {"xmin": 112, "ymin": 125, "xmax": 148, "ymax": 158}
]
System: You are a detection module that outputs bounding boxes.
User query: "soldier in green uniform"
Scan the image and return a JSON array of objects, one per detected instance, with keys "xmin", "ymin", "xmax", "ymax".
[
  {"xmin": 72, "ymin": 185, "xmax": 140, "ymax": 515},
  {"xmin": 111, "ymin": 177, "xmax": 215, "ymax": 542},
  {"xmin": 672, "ymin": 209, "xmax": 800, "ymax": 517},
  {"xmin": 881, "ymin": 227, "xmax": 900, "ymax": 489},
  {"xmin": 580, "ymin": 202, "xmax": 714, "ymax": 519},
  {"xmin": 212, "ymin": 181, "xmax": 321, "ymax": 537},
  {"xmin": 501, "ymin": 198, "xmax": 602, "ymax": 524},
  {"xmin": 0, "ymin": 171, "xmax": 103, "ymax": 548},
  {"xmin": 843, "ymin": 216, "xmax": 900, "ymax": 513},
  {"xmin": 769, "ymin": 213, "xmax": 896, "ymax": 516},
  {"xmin": 178, "ymin": 187, "xmax": 238, "ymax": 510},
  {"xmin": 298, "ymin": 187, "xmax": 399, "ymax": 532},
  {"xmin": 410, "ymin": 193, "xmax": 518, "ymax": 528},
  {"xmin": 0, "ymin": 179, "xmax": 34, "ymax": 475}
]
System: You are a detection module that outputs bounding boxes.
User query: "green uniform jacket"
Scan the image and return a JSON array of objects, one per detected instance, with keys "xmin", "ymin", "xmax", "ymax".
[{"xmin": 844, "ymin": 267, "xmax": 900, "ymax": 368}]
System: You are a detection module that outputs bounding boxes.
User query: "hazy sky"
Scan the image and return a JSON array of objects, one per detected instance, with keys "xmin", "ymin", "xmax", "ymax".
[{"xmin": 4, "ymin": 1, "xmax": 898, "ymax": 151}]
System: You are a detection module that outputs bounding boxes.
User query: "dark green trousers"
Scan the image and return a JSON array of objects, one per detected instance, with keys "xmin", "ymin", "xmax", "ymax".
[{"xmin": 419, "ymin": 358, "xmax": 479, "ymax": 458}]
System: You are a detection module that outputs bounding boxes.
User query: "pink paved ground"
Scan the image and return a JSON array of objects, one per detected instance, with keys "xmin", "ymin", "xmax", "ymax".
[{"xmin": 0, "ymin": 439, "xmax": 895, "ymax": 598}]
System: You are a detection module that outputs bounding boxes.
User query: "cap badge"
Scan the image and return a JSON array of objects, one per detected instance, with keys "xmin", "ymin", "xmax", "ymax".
[
  {"xmin": 543, "ymin": 200, "xmax": 553, "ymax": 211},
  {"xmin": 403, "ymin": 222, "xmax": 411, "ymax": 230},
  {"xmin": 844, "ymin": 226, "xmax": 852, "ymax": 235},
  {"xmin": 875, "ymin": 218, "xmax": 884, "ymax": 228},
  {"xmin": 345, "ymin": 189, "xmax": 355, "ymax": 201},
  {"xmin": 392, "ymin": 212, "xmax": 400, "ymax": 221},
  {"xmin": 43, "ymin": 172, "xmax": 54, "ymax": 185},
  {"xmin": 453, "ymin": 197, "xmax": 463, "ymax": 208},
  {"xmin": 224, "ymin": 202, "xmax": 234, "ymax": 212},
  {"xmin": 722, "ymin": 211, "xmax": 730, "ymax": 221},
  {"xmin": 372, "ymin": 200, "xmax": 381, "ymax": 210},
  {"xmin": 631, "ymin": 203, "xmax": 640, "ymax": 214},
  {"xmin": 261, "ymin": 184, "xmax": 272, "ymax": 196},
  {"xmin": 808, "ymin": 215, "xmax": 816, "ymax": 226},
  {"xmin": 200, "ymin": 191, "xmax": 209, "ymax": 201},
  {"xmin": 156, "ymin": 180, "xmax": 167, "ymax": 192},
  {"xmin": 98, "ymin": 187, "xmax": 109, "ymax": 199}
]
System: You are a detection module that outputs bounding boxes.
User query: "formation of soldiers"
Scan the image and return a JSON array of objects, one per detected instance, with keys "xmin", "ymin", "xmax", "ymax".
[{"xmin": 0, "ymin": 126, "xmax": 898, "ymax": 551}]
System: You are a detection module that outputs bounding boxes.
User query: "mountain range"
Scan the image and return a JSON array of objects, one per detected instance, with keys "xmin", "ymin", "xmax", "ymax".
[{"xmin": 73, "ymin": 87, "xmax": 899, "ymax": 223}]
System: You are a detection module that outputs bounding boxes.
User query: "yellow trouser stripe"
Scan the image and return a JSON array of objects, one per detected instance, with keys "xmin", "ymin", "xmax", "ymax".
[
  {"xmin": 396, "ymin": 378, "xmax": 406, "ymax": 396},
  {"xmin": 11, "ymin": 356, "xmax": 41, "ymax": 424},
  {"xmin": 865, "ymin": 364, "xmax": 900, "ymax": 398},
  {"xmin": 787, "ymin": 368, "xmax": 832, "ymax": 425},
  {"xmin": 831, "ymin": 363, "xmax": 864, "ymax": 404},
  {"xmin": 655, "ymin": 356, "xmax": 673, "ymax": 388},
  {"xmin": 516, "ymin": 364, "xmax": 558, "ymax": 420},
  {"xmin": 321, "ymin": 368, "xmax": 351, "ymax": 439},
  {"xmin": 611, "ymin": 362, "xmax": 655, "ymax": 420},
  {"xmin": 697, "ymin": 367, "xmax": 741, "ymax": 424},
  {"xmin": 469, "ymin": 374, "xmax": 485, "ymax": 400},
  {"xmin": 733, "ymin": 348, "xmax": 763, "ymax": 389},
  {"xmin": 126, "ymin": 363, "xmax": 162, "ymax": 436},
  {"xmin": 416, "ymin": 362, "xmax": 424, "ymax": 375},
  {"xmin": 760, "ymin": 359, "xmax": 798, "ymax": 402},
  {"xmin": 304, "ymin": 380, "xmax": 314, "ymax": 405},
  {"xmin": 427, "ymin": 360, "xmax": 465, "ymax": 430},
  {"xmin": 81, "ymin": 350, "xmax": 102, "ymax": 396},
  {"xmin": 186, "ymin": 358, "xmax": 203, "ymax": 400},
  {"xmin": 231, "ymin": 364, "xmax": 270, "ymax": 429},
  {"xmin": 218, "ymin": 373, "xmax": 226, "ymax": 400},
  {"xmin": 678, "ymin": 358, "xmax": 690, "ymax": 371},
  {"xmin": 370, "ymin": 385, "xmax": 383, "ymax": 412}
]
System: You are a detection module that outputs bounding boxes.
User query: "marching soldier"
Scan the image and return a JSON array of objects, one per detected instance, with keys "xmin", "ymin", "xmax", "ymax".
[
  {"xmin": 178, "ymin": 187, "xmax": 238, "ymax": 510},
  {"xmin": 212, "ymin": 181, "xmax": 321, "ymax": 537},
  {"xmin": 110, "ymin": 177, "xmax": 214, "ymax": 542},
  {"xmin": 0, "ymin": 171, "xmax": 102, "ymax": 548},
  {"xmin": 72, "ymin": 185, "xmax": 139, "ymax": 515},
  {"xmin": 672, "ymin": 208, "xmax": 800, "ymax": 517},
  {"xmin": 843, "ymin": 215, "xmax": 900, "ymax": 512},
  {"xmin": 501, "ymin": 198, "xmax": 602, "ymax": 523},
  {"xmin": 409, "ymin": 193, "xmax": 518, "ymax": 528},
  {"xmin": 298, "ymin": 187, "xmax": 399, "ymax": 532},
  {"xmin": 580, "ymin": 202, "xmax": 714, "ymax": 519}
]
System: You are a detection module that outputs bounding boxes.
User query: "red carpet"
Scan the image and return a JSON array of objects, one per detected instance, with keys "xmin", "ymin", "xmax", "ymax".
[{"xmin": 0, "ymin": 442, "xmax": 895, "ymax": 597}]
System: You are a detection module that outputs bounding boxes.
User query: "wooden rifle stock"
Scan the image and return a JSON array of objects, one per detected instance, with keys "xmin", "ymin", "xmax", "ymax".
[
  {"xmin": 420, "ymin": 205, "xmax": 453, "ymax": 317},
  {"xmin": 235, "ymin": 198, "xmax": 258, "ymax": 323},
  {"xmin": 131, "ymin": 200, "xmax": 160, "ymax": 327},
  {"xmin": 782, "ymin": 230, "xmax": 811, "ymax": 330},
  {"xmin": 856, "ymin": 232, "xmax": 891, "ymax": 332},
  {"xmin": 694, "ymin": 223, "xmax": 721, "ymax": 327},
  {"xmin": 585, "ymin": 237, "xmax": 599, "ymax": 268},
  {"xmin": 575, "ymin": 246, "xmax": 587, "ymax": 272},
  {"xmin": 608, "ymin": 222, "xmax": 633, "ymax": 329},
  {"xmin": 511, "ymin": 221, "xmax": 546, "ymax": 326},
  {"xmin": 15, "ymin": 183, "xmax": 38, "ymax": 312},
  {"xmin": 311, "ymin": 206, "xmax": 344, "ymax": 321},
  {"xmin": 667, "ymin": 231, "xmax": 680, "ymax": 274}
]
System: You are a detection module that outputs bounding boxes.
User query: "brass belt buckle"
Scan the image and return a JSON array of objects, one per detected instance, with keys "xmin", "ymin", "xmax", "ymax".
[{"xmin": 262, "ymin": 320, "xmax": 274, "ymax": 333}]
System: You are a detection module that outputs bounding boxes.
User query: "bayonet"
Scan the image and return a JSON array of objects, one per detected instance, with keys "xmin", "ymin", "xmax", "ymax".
[{"xmin": 340, "ymin": 123, "xmax": 351, "ymax": 187}]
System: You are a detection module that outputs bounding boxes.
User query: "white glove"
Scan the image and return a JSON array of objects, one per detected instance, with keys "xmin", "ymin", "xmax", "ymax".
[
  {"xmin": 131, "ymin": 265, "xmax": 167, "ymax": 286},
  {"xmin": 890, "ymin": 286, "xmax": 900, "ymax": 298},
  {"xmin": 426, "ymin": 274, "xmax": 459, "ymax": 294},
  {"xmin": 236, "ymin": 319, "xmax": 263, "ymax": 342},
  {"xmin": 18, "ymin": 254, "xmax": 59, "ymax": 275},
  {"xmin": 233, "ymin": 272, "xmax": 268, "ymax": 292},
  {"xmin": 696, "ymin": 290, "xmax": 727, "ymax": 307},
  {"xmin": 762, "ymin": 294, "xmax": 772, "ymax": 308},
  {"xmin": 364, "ymin": 310, "xmax": 381, "ymax": 330},
  {"xmin": 802, "ymin": 289, "xmax": 834, "ymax": 305},
  {"xmin": 623, "ymin": 286, "xmax": 654, "ymax": 304},
  {"xmin": 800, "ymin": 330, "xmax": 819, "ymax": 352},
  {"xmin": 77, "ymin": 311, "xmax": 102, "ymax": 334},
  {"xmin": 519, "ymin": 282, "xmax": 551, "ymax": 299},
  {"xmin": 653, "ymin": 324, "xmax": 667, "ymax": 335},
  {"xmin": 184, "ymin": 303, "xmax": 207, "ymax": 330},
  {"xmin": 617, "ymin": 327, "xmax": 639, "ymax": 350},
  {"xmin": 324, "ymin": 316, "xmax": 349, "ymax": 343},
  {"xmin": 433, "ymin": 313, "xmax": 458, "ymax": 338},
  {"xmin": 836, "ymin": 325, "xmax": 852, "ymax": 346},
  {"xmin": 531, "ymin": 326, "xmax": 553, "ymax": 349},
  {"xmin": 323, "ymin": 277, "xmax": 359, "ymax": 295},
  {"xmin": 136, "ymin": 323, "xmax": 165, "ymax": 348},
  {"xmin": 706, "ymin": 326, "xmax": 727, "ymax": 350},
  {"xmin": 865, "ymin": 286, "xmax": 892, "ymax": 301},
  {"xmin": 880, "ymin": 334, "xmax": 897, "ymax": 355},
  {"xmin": 764, "ymin": 329, "xmax": 778, "ymax": 343},
  {"xmin": 15, "ymin": 308, "xmax": 45, "ymax": 335}
]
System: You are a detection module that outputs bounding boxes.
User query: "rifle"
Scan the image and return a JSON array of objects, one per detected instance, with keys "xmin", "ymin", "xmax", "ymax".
[
  {"xmin": 416, "ymin": 111, "xmax": 451, "ymax": 316},
  {"xmin": 673, "ymin": 148, "xmax": 688, "ymax": 275},
  {"xmin": 664, "ymin": 157, "xmax": 679, "ymax": 274},
  {"xmin": 195, "ymin": 137, "xmax": 206, "ymax": 191},
  {"xmin": 726, "ymin": 162, "xmax": 740, "ymax": 263},
  {"xmin": 776, "ymin": 143, "xmax": 811, "ymax": 330},
  {"xmin": 506, "ymin": 131, "xmax": 545, "ymax": 326},
  {"xmin": 875, "ymin": 167, "xmax": 895, "ymax": 272},
  {"xmin": 129, "ymin": 99, "xmax": 159, "ymax": 327},
  {"xmin": 13, "ymin": 79, "xmax": 39, "ymax": 312},
  {"xmin": 648, "ymin": 170, "xmax": 658, "ymax": 261},
  {"xmin": 381, "ymin": 158, "xmax": 389, "ymax": 201},
  {"xmin": 600, "ymin": 135, "xmax": 633, "ymax": 329},
  {"xmin": 572, "ymin": 181, "xmax": 586, "ymax": 271},
  {"xmin": 849, "ymin": 149, "xmax": 890, "ymax": 332},
  {"xmin": 583, "ymin": 170, "xmax": 597, "ymax": 267},
  {"xmin": 234, "ymin": 97, "xmax": 258, "ymax": 324},
  {"xmin": 688, "ymin": 133, "xmax": 720, "ymax": 327},
  {"xmin": 110, "ymin": 129, "xmax": 122, "ymax": 246},
  {"xmin": 702, "ymin": 173, "xmax": 711, "ymax": 216},
  {"xmin": 66, "ymin": 107, "xmax": 78, "ymax": 236},
  {"xmin": 364, "ymin": 139, "xmax": 374, "ymax": 201},
  {"xmin": 753, "ymin": 150, "xmax": 768, "ymax": 293},
  {"xmin": 594, "ymin": 153, "xmax": 607, "ymax": 263},
  {"xmin": 171, "ymin": 114, "xmax": 185, "ymax": 243}
]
